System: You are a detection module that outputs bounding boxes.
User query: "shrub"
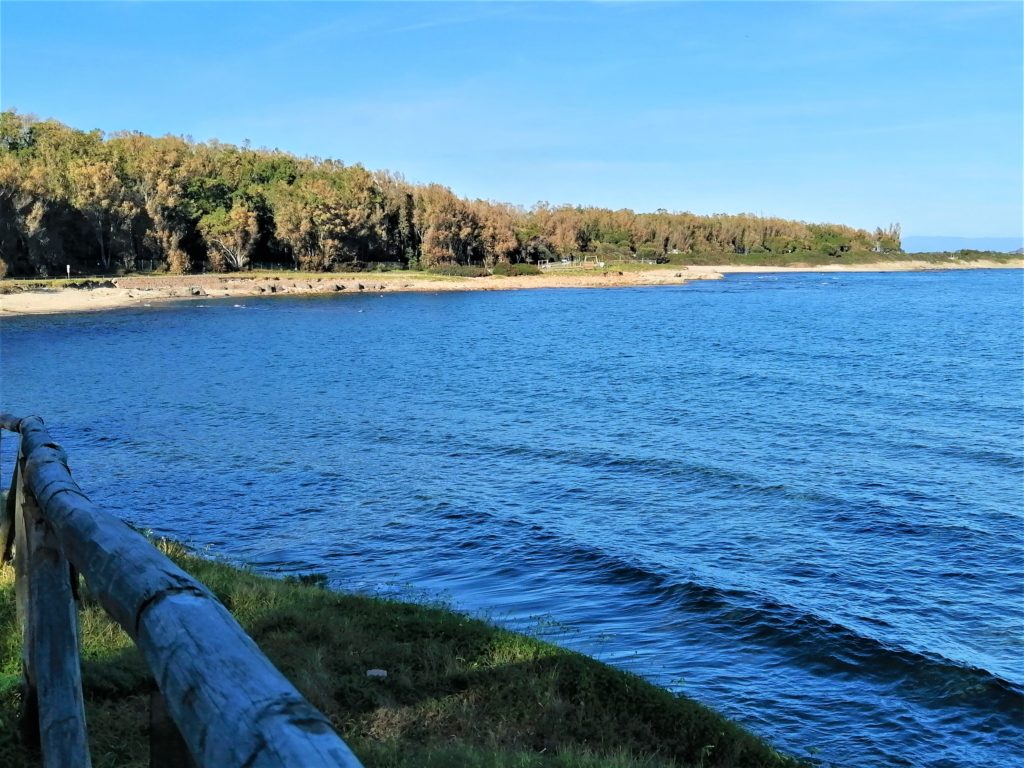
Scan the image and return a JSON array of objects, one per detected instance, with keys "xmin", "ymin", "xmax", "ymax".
[
  {"xmin": 331, "ymin": 261, "xmax": 368, "ymax": 273},
  {"xmin": 636, "ymin": 245, "xmax": 661, "ymax": 261},
  {"xmin": 491, "ymin": 262, "xmax": 541, "ymax": 276},
  {"xmin": 427, "ymin": 264, "xmax": 490, "ymax": 277},
  {"xmin": 595, "ymin": 242, "xmax": 632, "ymax": 260}
]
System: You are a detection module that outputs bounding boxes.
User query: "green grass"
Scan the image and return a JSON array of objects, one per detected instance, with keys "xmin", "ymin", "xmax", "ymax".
[{"xmin": 0, "ymin": 541, "xmax": 804, "ymax": 768}]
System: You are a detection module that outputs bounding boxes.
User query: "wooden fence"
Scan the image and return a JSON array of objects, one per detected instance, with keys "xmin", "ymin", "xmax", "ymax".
[{"xmin": 0, "ymin": 413, "xmax": 364, "ymax": 768}]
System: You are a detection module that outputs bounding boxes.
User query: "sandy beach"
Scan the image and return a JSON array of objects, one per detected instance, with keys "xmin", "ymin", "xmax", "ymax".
[{"xmin": 1, "ymin": 260, "xmax": 1020, "ymax": 317}]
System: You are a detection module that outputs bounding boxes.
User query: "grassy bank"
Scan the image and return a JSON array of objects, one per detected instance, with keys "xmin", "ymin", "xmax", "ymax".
[{"xmin": 0, "ymin": 541, "xmax": 803, "ymax": 768}]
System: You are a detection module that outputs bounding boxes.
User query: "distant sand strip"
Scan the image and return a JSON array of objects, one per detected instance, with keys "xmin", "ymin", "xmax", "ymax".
[{"xmin": 1, "ymin": 260, "xmax": 1020, "ymax": 317}]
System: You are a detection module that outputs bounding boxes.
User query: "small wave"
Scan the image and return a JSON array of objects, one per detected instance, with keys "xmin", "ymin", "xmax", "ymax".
[
  {"xmin": 572, "ymin": 547, "xmax": 1023, "ymax": 715},
  {"xmin": 428, "ymin": 503, "xmax": 1024, "ymax": 720},
  {"xmin": 627, "ymin": 564, "xmax": 1019, "ymax": 713},
  {"xmin": 492, "ymin": 441, "xmax": 818, "ymax": 500},
  {"xmin": 912, "ymin": 441, "xmax": 1023, "ymax": 472}
]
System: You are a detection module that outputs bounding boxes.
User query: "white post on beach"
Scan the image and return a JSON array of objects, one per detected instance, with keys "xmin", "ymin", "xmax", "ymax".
[{"xmin": 66, "ymin": 265, "xmax": 70, "ymax": 279}]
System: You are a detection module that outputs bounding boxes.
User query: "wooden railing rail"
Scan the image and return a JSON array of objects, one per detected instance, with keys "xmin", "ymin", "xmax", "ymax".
[{"xmin": 0, "ymin": 413, "xmax": 363, "ymax": 768}]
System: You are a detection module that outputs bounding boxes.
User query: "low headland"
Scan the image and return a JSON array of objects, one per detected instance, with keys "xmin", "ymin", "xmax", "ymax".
[
  {"xmin": 2, "ymin": 255, "xmax": 1020, "ymax": 317},
  {"xmin": 0, "ymin": 539, "xmax": 803, "ymax": 767},
  {"xmin": 2, "ymin": 111, "xmax": 1019, "ymax": 320}
]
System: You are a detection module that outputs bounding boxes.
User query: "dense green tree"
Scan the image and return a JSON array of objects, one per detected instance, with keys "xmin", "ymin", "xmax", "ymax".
[
  {"xmin": 415, "ymin": 184, "xmax": 481, "ymax": 268},
  {"xmin": 473, "ymin": 200, "xmax": 520, "ymax": 265},
  {"xmin": 68, "ymin": 158, "xmax": 141, "ymax": 270},
  {"xmin": 198, "ymin": 203, "xmax": 259, "ymax": 271}
]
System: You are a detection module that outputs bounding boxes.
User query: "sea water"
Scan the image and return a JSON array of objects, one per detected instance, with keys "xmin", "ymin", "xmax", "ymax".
[{"xmin": 2, "ymin": 270, "xmax": 1021, "ymax": 766}]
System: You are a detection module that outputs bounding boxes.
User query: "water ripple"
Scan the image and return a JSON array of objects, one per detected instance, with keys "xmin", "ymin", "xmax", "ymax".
[{"xmin": 2, "ymin": 270, "xmax": 1022, "ymax": 767}]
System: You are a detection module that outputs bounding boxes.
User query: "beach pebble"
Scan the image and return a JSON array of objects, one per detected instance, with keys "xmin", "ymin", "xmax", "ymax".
[{"xmin": 366, "ymin": 668, "xmax": 388, "ymax": 679}]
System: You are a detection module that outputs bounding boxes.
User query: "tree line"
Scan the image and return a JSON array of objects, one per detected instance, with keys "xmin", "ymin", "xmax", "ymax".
[{"xmin": 0, "ymin": 110, "xmax": 902, "ymax": 278}]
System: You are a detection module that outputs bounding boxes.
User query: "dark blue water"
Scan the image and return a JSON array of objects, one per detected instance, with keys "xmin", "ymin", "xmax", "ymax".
[{"xmin": 2, "ymin": 271, "xmax": 1022, "ymax": 766}]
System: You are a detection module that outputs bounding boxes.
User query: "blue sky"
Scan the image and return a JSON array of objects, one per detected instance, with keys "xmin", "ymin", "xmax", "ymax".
[{"xmin": 2, "ymin": 2, "xmax": 1021, "ymax": 248}]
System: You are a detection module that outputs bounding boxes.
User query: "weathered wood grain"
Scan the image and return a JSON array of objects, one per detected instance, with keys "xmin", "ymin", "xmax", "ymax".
[
  {"xmin": 4, "ymin": 415, "xmax": 363, "ymax": 768},
  {"xmin": 2, "ymin": 458, "xmax": 18, "ymax": 562},
  {"xmin": 0, "ymin": 413, "xmax": 22, "ymax": 432},
  {"xmin": 0, "ymin": 415, "xmax": 19, "ymax": 562},
  {"xmin": 13, "ymin": 451, "xmax": 39, "ymax": 748},
  {"xmin": 24, "ymin": 484, "xmax": 91, "ymax": 767},
  {"xmin": 139, "ymin": 593, "xmax": 360, "ymax": 767}
]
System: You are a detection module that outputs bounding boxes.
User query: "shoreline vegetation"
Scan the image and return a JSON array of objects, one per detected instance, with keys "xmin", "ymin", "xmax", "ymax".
[
  {"xmin": 1, "ymin": 257, "xmax": 1021, "ymax": 317},
  {"xmin": 0, "ymin": 109, "xmax": 910, "ymax": 283},
  {"xmin": 0, "ymin": 538, "xmax": 805, "ymax": 767},
  {"xmin": 3, "ymin": 110, "xmax": 1019, "ymax": 316}
]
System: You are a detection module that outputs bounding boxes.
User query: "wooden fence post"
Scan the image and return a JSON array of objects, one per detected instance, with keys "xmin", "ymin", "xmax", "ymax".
[
  {"xmin": 15, "ymin": 446, "xmax": 92, "ymax": 766},
  {"xmin": 13, "ymin": 449, "xmax": 39, "ymax": 749},
  {"xmin": 0, "ymin": 414, "xmax": 364, "ymax": 768},
  {"xmin": 1, "ymin": 456, "xmax": 17, "ymax": 563}
]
